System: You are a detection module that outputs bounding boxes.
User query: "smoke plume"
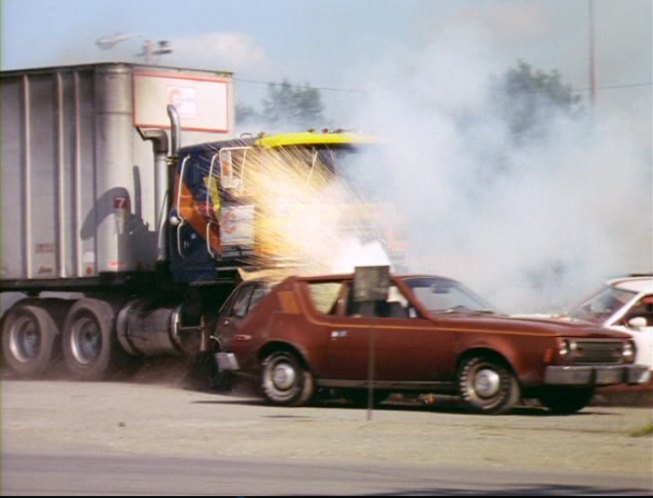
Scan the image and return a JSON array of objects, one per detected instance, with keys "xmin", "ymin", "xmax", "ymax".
[{"xmin": 338, "ymin": 26, "xmax": 652, "ymax": 313}]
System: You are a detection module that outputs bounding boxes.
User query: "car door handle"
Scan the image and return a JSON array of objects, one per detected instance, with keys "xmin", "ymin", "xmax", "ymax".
[{"xmin": 331, "ymin": 330, "xmax": 348, "ymax": 339}]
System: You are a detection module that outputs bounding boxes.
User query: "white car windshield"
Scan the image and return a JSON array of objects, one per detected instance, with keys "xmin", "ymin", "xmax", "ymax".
[
  {"xmin": 567, "ymin": 286, "xmax": 637, "ymax": 325},
  {"xmin": 403, "ymin": 277, "xmax": 495, "ymax": 315}
]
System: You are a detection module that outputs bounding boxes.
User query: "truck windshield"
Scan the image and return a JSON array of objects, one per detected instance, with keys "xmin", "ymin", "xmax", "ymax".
[{"xmin": 225, "ymin": 144, "xmax": 366, "ymax": 198}]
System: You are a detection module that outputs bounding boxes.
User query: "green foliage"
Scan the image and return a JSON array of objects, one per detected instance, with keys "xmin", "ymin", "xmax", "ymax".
[
  {"xmin": 261, "ymin": 80, "xmax": 325, "ymax": 129},
  {"xmin": 630, "ymin": 423, "xmax": 653, "ymax": 437},
  {"xmin": 235, "ymin": 103, "xmax": 259, "ymax": 125},
  {"xmin": 495, "ymin": 60, "xmax": 584, "ymax": 144}
]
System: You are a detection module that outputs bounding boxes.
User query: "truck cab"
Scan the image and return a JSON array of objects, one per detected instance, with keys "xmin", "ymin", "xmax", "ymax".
[{"xmin": 168, "ymin": 131, "xmax": 380, "ymax": 282}]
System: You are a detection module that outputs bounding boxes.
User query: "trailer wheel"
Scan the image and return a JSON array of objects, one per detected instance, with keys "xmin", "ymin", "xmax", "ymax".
[
  {"xmin": 62, "ymin": 299, "xmax": 117, "ymax": 380},
  {"xmin": 1, "ymin": 302, "xmax": 58, "ymax": 377}
]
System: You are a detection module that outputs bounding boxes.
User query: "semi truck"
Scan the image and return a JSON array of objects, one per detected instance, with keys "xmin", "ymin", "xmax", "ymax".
[{"xmin": 0, "ymin": 62, "xmax": 378, "ymax": 382}]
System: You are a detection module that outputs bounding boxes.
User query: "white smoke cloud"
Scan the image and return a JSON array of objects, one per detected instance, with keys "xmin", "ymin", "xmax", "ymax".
[
  {"xmin": 169, "ymin": 32, "xmax": 278, "ymax": 78},
  {"xmin": 341, "ymin": 21, "xmax": 652, "ymax": 314}
]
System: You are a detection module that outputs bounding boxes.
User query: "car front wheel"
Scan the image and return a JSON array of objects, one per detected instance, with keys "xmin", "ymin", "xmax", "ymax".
[
  {"xmin": 261, "ymin": 350, "xmax": 314, "ymax": 406},
  {"xmin": 458, "ymin": 356, "xmax": 520, "ymax": 414}
]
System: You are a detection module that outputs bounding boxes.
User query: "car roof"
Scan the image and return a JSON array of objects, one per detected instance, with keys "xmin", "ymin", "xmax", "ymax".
[
  {"xmin": 607, "ymin": 275, "xmax": 653, "ymax": 294},
  {"xmin": 288, "ymin": 273, "xmax": 459, "ymax": 283},
  {"xmin": 238, "ymin": 273, "xmax": 462, "ymax": 289}
]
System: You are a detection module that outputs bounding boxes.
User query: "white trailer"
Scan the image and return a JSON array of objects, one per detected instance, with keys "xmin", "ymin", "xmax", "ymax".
[{"xmin": 1, "ymin": 63, "xmax": 234, "ymax": 380}]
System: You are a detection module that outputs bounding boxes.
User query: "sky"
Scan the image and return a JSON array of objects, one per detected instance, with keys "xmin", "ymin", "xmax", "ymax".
[
  {"xmin": 2, "ymin": 0, "xmax": 650, "ymax": 115},
  {"xmin": 2, "ymin": 0, "xmax": 652, "ymax": 311}
]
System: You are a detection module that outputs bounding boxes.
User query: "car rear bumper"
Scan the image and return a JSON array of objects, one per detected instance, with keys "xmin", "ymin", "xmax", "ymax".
[
  {"xmin": 544, "ymin": 364, "xmax": 651, "ymax": 386},
  {"xmin": 216, "ymin": 352, "xmax": 240, "ymax": 371}
]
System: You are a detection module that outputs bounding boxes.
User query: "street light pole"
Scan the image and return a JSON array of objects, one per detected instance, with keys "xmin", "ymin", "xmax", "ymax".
[
  {"xmin": 96, "ymin": 33, "xmax": 172, "ymax": 64},
  {"xmin": 588, "ymin": 0, "xmax": 597, "ymax": 108}
]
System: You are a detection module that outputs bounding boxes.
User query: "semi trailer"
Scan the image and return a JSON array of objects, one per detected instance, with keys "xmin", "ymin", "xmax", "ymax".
[{"xmin": 0, "ymin": 62, "xmax": 378, "ymax": 381}]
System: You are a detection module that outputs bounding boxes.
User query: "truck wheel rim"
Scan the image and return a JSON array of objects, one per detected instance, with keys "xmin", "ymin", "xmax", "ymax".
[
  {"xmin": 71, "ymin": 317, "xmax": 101, "ymax": 364},
  {"xmin": 473, "ymin": 368, "xmax": 501, "ymax": 398},
  {"xmin": 10, "ymin": 317, "xmax": 40, "ymax": 362}
]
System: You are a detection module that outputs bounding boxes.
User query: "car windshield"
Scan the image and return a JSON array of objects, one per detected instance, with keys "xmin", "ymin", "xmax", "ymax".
[
  {"xmin": 567, "ymin": 286, "xmax": 638, "ymax": 324},
  {"xmin": 403, "ymin": 277, "xmax": 495, "ymax": 315}
]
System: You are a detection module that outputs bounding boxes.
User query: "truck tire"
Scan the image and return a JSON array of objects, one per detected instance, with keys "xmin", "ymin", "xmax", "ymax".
[
  {"xmin": 261, "ymin": 350, "xmax": 314, "ymax": 406},
  {"xmin": 538, "ymin": 387, "xmax": 595, "ymax": 415},
  {"xmin": 1, "ymin": 302, "xmax": 58, "ymax": 377},
  {"xmin": 458, "ymin": 355, "xmax": 520, "ymax": 415},
  {"xmin": 62, "ymin": 298, "xmax": 118, "ymax": 381}
]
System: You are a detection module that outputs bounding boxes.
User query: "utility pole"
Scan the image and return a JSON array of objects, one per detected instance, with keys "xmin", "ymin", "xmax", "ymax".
[{"xmin": 588, "ymin": 0, "xmax": 597, "ymax": 108}]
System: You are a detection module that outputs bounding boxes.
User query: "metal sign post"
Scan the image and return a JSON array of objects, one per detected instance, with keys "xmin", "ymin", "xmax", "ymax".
[{"xmin": 353, "ymin": 265, "xmax": 390, "ymax": 421}]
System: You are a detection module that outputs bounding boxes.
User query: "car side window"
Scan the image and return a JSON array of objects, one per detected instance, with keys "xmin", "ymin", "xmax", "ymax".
[
  {"xmin": 345, "ymin": 284, "xmax": 412, "ymax": 318},
  {"xmin": 624, "ymin": 296, "xmax": 653, "ymax": 327},
  {"xmin": 249, "ymin": 285, "xmax": 270, "ymax": 312},
  {"xmin": 307, "ymin": 282, "xmax": 344, "ymax": 315},
  {"xmin": 230, "ymin": 286, "xmax": 254, "ymax": 318}
]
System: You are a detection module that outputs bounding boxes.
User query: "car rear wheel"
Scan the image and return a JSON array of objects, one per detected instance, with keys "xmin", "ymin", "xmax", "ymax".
[
  {"xmin": 261, "ymin": 350, "xmax": 314, "ymax": 406},
  {"xmin": 458, "ymin": 356, "xmax": 520, "ymax": 414},
  {"xmin": 538, "ymin": 387, "xmax": 595, "ymax": 414}
]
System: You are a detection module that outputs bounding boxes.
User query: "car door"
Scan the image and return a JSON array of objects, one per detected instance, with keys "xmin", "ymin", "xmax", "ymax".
[
  {"xmin": 611, "ymin": 294, "xmax": 653, "ymax": 371},
  {"xmin": 322, "ymin": 283, "xmax": 446, "ymax": 382}
]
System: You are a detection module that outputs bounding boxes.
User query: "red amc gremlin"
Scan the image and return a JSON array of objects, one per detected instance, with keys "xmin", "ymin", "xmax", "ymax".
[{"xmin": 216, "ymin": 273, "xmax": 650, "ymax": 414}]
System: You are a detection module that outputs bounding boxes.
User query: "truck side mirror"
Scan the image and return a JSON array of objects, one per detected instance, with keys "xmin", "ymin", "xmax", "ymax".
[{"xmin": 220, "ymin": 150, "xmax": 241, "ymax": 190}]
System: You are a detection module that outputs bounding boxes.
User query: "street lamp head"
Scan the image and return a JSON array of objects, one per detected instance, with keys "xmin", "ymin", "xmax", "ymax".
[
  {"xmin": 95, "ymin": 33, "xmax": 141, "ymax": 50},
  {"xmin": 96, "ymin": 33, "xmax": 173, "ymax": 64},
  {"xmin": 153, "ymin": 40, "xmax": 173, "ymax": 56}
]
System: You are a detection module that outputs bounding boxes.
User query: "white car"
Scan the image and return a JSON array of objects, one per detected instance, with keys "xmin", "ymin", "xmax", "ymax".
[{"xmin": 564, "ymin": 275, "xmax": 652, "ymax": 372}]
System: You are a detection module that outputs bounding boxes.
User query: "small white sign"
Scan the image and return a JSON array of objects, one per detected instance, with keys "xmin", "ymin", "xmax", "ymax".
[
  {"xmin": 220, "ymin": 205, "xmax": 255, "ymax": 247},
  {"xmin": 133, "ymin": 71, "xmax": 232, "ymax": 133}
]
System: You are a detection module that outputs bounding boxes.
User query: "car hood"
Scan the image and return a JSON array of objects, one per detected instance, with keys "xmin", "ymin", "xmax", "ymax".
[{"xmin": 428, "ymin": 312, "xmax": 631, "ymax": 339}]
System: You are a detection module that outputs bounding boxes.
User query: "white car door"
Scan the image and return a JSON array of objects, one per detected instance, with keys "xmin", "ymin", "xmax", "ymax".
[{"xmin": 609, "ymin": 294, "xmax": 653, "ymax": 371}]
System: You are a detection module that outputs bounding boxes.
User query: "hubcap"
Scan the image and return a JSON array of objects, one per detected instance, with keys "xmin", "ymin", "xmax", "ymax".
[
  {"xmin": 271, "ymin": 362, "xmax": 296, "ymax": 390},
  {"xmin": 71, "ymin": 318, "xmax": 101, "ymax": 364},
  {"xmin": 11, "ymin": 317, "xmax": 40, "ymax": 362},
  {"xmin": 474, "ymin": 368, "xmax": 501, "ymax": 398}
]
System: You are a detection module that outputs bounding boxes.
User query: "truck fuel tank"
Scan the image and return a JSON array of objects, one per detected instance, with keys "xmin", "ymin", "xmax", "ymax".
[{"xmin": 116, "ymin": 299, "xmax": 202, "ymax": 357}]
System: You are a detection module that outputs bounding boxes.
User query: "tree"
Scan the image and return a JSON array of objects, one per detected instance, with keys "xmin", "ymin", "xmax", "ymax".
[
  {"xmin": 261, "ymin": 80, "xmax": 325, "ymax": 129},
  {"xmin": 235, "ymin": 103, "xmax": 259, "ymax": 126},
  {"xmin": 495, "ymin": 60, "xmax": 584, "ymax": 144}
]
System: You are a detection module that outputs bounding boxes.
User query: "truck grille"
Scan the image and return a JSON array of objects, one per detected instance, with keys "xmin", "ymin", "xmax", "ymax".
[{"xmin": 574, "ymin": 340, "xmax": 624, "ymax": 364}]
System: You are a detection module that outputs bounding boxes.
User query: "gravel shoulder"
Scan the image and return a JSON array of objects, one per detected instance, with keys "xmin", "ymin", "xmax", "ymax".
[{"xmin": 2, "ymin": 375, "xmax": 652, "ymax": 479}]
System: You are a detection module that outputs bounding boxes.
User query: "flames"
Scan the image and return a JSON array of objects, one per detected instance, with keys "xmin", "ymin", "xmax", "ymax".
[{"xmin": 229, "ymin": 145, "xmax": 397, "ymax": 278}]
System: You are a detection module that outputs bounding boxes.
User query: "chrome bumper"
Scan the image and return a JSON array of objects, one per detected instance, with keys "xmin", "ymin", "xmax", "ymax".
[
  {"xmin": 544, "ymin": 364, "xmax": 651, "ymax": 386},
  {"xmin": 216, "ymin": 352, "xmax": 240, "ymax": 371}
]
